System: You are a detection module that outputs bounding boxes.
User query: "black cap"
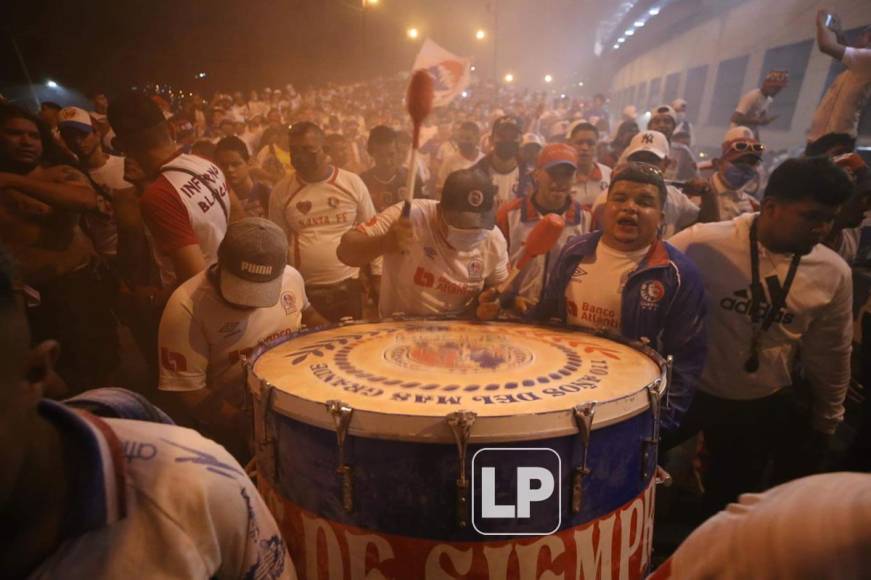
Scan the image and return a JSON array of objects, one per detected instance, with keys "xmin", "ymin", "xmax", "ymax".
[
  {"xmin": 492, "ymin": 115, "xmax": 523, "ymax": 135},
  {"xmin": 107, "ymin": 92, "xmax": 166, "ymax": 143},
  {"xmin": 440, "ymin": 168, "xmax": 497, "ymax": 229}
]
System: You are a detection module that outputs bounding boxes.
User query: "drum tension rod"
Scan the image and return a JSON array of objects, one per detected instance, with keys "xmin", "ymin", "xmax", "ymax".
[
  {"xmin": 327, "ymin": 400, "xmax": 355, "ymax": 513},
  {"xmin": 664, "ymin": 355, "xmax": 673, "ymax": 410},
  {"xmin": 447, "ymin": 410, "xmax": 477, "ymax": 529},
  {"xmin": 572, "ymin": 402, "xmax": 596, "ymax": 514},
  {"xmin": 641, "ymin": 385, "xmax": 662, "ymax": 482}
]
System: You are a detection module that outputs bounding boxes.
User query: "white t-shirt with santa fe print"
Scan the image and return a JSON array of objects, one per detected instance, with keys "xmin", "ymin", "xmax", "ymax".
[
  {"xmin": 268, "ymin": 167, "xmax": 378, "ymax": 285},
  {"xmin": 356, "ymin": 200, "xmax": 509, "ymax": 317},
  {"xmin": 157, "ymin": 266, "xmax": 309, "ymax": 409},
  {"xmin": 565, "ymin": 241, "xmax": 649, "ymax": 331}
]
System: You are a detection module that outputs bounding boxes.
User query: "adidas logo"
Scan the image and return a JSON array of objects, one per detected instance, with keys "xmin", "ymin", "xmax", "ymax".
[{"xmin": 719, "ymin": 288, "xmax": 794, "ymax": 325}]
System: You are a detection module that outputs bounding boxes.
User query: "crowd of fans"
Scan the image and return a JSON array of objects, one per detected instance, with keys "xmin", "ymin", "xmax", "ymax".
[{"xmin": 0, "ymin": 9, "xmax": 870, "ymax": 578}]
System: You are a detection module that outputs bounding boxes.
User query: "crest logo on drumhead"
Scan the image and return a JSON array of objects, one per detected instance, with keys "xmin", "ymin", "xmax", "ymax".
[
  {"xmin": 385, "ymin": 333, "xmax": 533, "ymax": 374},
  {"xmin": 468, "ymin": 259, "xmax": 483, "ymax": 281},
  {"xmin": 467, "ymin": 189, "xmax": 484, "ymax": 208},
  {"xmin": 640, "ymin": 280, "xmax": 665, "ymax": 308}
]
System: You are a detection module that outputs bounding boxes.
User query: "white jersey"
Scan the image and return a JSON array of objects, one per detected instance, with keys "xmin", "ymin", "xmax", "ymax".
[
  {"xmin": 808, "ymin": 47, "xmax": 871, "ymax": 142},
  {"xmin": 29, "ymin": 401, "xmax": 295, "ymax": 580},
  {"xmin": 655, "ymin": 473, "xmax": 871, "ymax": 580},
  {"xmin": 491, "ymin": 166, "xmax": 520, "ymax": 205},
  {"xmin": 711, "ymin": 172, "xmax": 759, "ymax": 221},
  {"xmin": 669, "ymin": 214, "xmax": 852, "ymax": 434},
  {"xmin": 140, "ymin": 153, "xmax": 230, "ymax": 287},
  {"xmin": 85, "ymin": 154, "xmax": 129, "ymax": 257},
  {"xmin": 731, "ymin": 88, "xmax": 772, "ymax": 128},
  {"xmin": 158, "ymin": 266, "xmax": 308, "ymax": 409},
  {"xmin": 268, "ymin": 167, "xmax": 377, "ymax": 285},
  {"xmin": 592, "ymin": 184, "xmax": 699, "ymax": 239},
  {"xmin": 497, "ymin": 195, "xmax": 592, "ymax": 303},
  {"xmin": 356, "ymin": 200, "xmax": 509, "ymax": 317},
  {"xmin": 572, "ymin": 162, "xmax": 612, "ymax": 207},
  {"xmin": 564, "ymin": 242, "xmax": 649, "ymax": 331}
]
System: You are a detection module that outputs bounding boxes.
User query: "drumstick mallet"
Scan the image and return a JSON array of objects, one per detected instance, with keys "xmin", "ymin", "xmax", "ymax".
[
  {"xmin": 402, "ymin": 69, "xmax": 435, "ymax": 219},
  {"xmin": 496, "ymin": 213, "xmax": 565, "ymax": 305}
]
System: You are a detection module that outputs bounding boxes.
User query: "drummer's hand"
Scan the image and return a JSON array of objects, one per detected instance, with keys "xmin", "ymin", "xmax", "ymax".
[
  {"xmin": 385, "ymin": 217, "xmax": 414, "ymax": 254},
  {"xmin": 513, "ymin": 296, "xmax": 535, "ymax": 315},
  {"xmin": 476, "ymin": 287, "xmax": 501, "ymax": 321}
]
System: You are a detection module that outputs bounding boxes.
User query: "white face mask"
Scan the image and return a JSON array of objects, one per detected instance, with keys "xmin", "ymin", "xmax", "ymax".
[{"xmin": 445, "ymin": 224, "xmax": 488, "ymax": 251}]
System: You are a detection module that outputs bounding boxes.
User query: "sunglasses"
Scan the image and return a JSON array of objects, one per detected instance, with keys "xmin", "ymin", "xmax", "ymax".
[
  {"xmin": 765, "ymin": 71, "xmax": 789, "ymax": 83},
  {"xmin": 726, "ymin": 141, "xmax": 765, "ymax": 155}
]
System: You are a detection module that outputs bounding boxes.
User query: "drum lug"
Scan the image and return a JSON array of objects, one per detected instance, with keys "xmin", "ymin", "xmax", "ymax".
[
  {"xmin": 327, "ymin": 400, "xmax": 355, "ymax": 513},
  {"xmin": 447, "ymin": 410, "xmax": 477, "ymax": 529},
  {"xmin": 641, "ymin": 384, "xmax": 662, "ymax": 482},
  {"xmin": 571, "ymin": 402, "xmax": 596, "ymax": 514},
  {"xmin": 664, "ymin": 355, "xmax": 673, "ymax": 410},
  {"xmin": 253, "ymin": 381, "xmax": 280, "ymax": 485}
]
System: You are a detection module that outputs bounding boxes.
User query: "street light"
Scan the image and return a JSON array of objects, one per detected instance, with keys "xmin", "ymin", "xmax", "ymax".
[
  {"xmin": 45, "ymin": 80, "xmax": 58, "ymax": 89},
  {"xmin": 475, "ymin": 29, "xmax": 486, "ymax": 40},
  {"xmin": 407, "ymin": 27, "xmax": 419, "ymax": 40},
  {"xmin": 544, "ymin": 74, "xmax": 553, "ymax": 83},
  {"xmin": 504, "ymin": 73, "xmax": 514, "ymax": 83}
]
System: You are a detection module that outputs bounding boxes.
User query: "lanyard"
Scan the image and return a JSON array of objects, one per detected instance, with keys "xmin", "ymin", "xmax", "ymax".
[{"xmin": 745, "ymin": 218, "xmax": 801, "ymax": 372}]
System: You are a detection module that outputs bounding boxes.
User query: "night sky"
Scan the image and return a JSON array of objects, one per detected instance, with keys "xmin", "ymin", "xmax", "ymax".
[{"xmin": 4, "ymin": 0, "xmax": 602, "ymax": 100}]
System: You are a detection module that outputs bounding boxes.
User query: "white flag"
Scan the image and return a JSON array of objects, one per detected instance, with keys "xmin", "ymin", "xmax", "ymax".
[{"xmin": 412, "ymin": 38, "xmax": 471, "ymax": 108}]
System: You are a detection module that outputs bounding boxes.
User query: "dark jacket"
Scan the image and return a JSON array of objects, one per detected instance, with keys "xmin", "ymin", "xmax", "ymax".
[{"xmin": 534, "ymin": 231, "xmax": 707, "ymax": 431}]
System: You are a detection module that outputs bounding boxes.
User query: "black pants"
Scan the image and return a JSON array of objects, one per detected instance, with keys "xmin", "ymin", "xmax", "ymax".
[
  {"xmin": 661, "ymin": 390, "xmax": 796, "ymax": 516},
  {"xmin": 306, "ymin": 278, "xmax": 363, "ymax": 323},
  {"xmin": 27, "ymin": 260, "xmax": 120, "ymax": 395}
]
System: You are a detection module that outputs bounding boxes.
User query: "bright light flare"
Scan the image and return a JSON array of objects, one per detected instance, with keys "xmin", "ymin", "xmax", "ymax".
[
  {"xmin": 475, "ymin": 29, "xmax": 486, "ymax": 40},
  {"xmin": 407, "ymin": 27, "xmax": 419, "ymax": 39},
  {"xmin": 46, "ymin": 80, "xmax": 59, "ymax": 88}
]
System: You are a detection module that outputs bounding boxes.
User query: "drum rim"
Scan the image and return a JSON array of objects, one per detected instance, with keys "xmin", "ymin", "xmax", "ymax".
[{"xmin": 244, "ymin": 316, "xmax": 667, "ymax": 443}]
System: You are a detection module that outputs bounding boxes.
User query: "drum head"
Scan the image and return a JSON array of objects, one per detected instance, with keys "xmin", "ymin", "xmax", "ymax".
[{"xmin": 250, "ymin": 320, "xmax": 664, "ymax": 442}]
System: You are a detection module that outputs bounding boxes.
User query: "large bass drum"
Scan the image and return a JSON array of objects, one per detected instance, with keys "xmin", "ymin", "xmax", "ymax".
[{"xmin": 246, "ymin": 319, "xmax": 668, "ymax": 579}]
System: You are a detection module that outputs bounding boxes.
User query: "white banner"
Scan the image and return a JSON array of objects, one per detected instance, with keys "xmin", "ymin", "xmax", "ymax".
[{"xmin": 411, "ymin": 38, "xmax": 471, "ymax": 108}]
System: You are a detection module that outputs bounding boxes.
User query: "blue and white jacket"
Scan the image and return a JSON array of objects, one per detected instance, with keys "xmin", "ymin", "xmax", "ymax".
[{"xmin": 534, "ymin": 231, "xmax": 707, "ymax": 431}]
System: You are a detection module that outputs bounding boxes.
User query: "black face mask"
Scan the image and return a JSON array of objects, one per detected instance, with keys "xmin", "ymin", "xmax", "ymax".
[
  {"xmin": 494, "ymin": 141, "xmax": 519, "ymax": 160},
  {"xmin": 291, "ymin": 150, "xmax": 320, "ymax": 175},
  {"xmin": 458, "ymin": 142, "xmax": 477, "ymax": 156}
]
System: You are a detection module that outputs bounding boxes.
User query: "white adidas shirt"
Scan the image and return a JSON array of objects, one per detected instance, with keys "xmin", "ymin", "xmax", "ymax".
[
  {"xmin": 356, "ymin": 200, "xmax": 509, "ymax": 317},
  {"xmin": 669, "ymin": 214, "xmax": 853, "ymax": 433}
]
